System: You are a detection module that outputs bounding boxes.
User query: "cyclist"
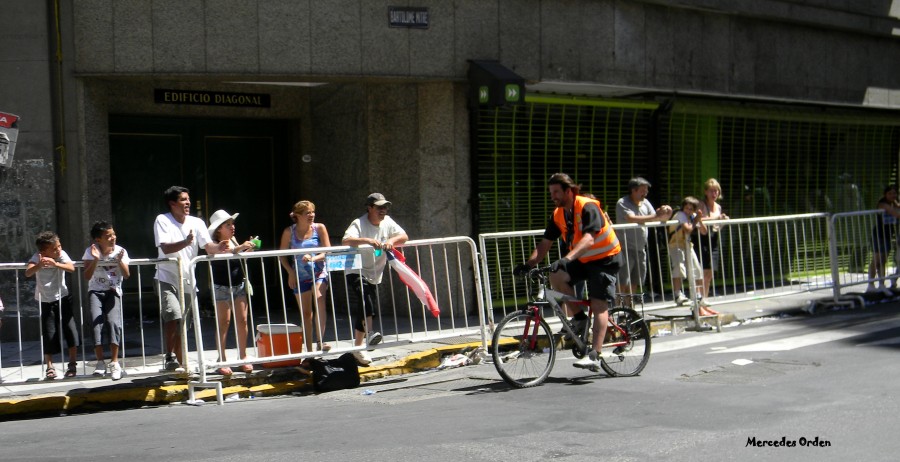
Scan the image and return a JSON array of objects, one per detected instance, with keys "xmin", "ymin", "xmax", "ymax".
[{"xmin": 515, "ymin": 173, "xmax": 622, "ymax": 370}]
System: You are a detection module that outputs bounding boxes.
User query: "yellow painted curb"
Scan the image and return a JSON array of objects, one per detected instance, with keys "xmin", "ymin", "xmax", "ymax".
[{"xmin": 0, "ymin": 342, "xmax": 482, "ymax": 418}]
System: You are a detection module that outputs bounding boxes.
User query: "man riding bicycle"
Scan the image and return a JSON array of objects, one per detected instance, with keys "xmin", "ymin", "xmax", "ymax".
[{"xmin": 515, "ymin": 173, "xmax": 622, "ymax": 370}]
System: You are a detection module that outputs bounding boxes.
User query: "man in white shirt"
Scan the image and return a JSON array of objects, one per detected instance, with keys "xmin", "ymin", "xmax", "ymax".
[
  {"xmin": 154, "ymin": 186, "xmax": 226, "ymax": 371},
  {"xmin": 342, "ymin": 193, "xmax": 408, "ymax": 366}
]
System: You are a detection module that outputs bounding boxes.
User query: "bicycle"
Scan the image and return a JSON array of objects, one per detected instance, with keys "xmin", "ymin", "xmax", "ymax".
[{"xmin": 491, "ymin": 266, "xmax": 652, "ymax": 388}]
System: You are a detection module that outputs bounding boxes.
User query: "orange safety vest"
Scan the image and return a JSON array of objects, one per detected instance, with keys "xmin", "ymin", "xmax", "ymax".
[{"xmin": 552, "ymin": 195, "xmax": 621, "ymax": 263}]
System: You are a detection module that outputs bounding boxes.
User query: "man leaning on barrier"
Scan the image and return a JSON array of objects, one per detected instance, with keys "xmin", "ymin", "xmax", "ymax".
[
  {"xmin": 153, "ymin": 186, "xmax": 227, "ymax": 372},
  {"xmin": 342, "ymin": 193, "xmax": 409, "ymax": 367},
  {"xmin": 514, "ymin": 173, "xmax": 622, "ymax": 371},
  {"xmin": 615, "ymin": 177, "xmax": 672, "ymax": 300}
]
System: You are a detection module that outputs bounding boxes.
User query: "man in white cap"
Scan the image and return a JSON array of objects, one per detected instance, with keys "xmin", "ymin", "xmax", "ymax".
[
  {"xmin": 342, "ymin": 192, "xmax": 408, "ymax": 366},
  {"xmin": 153, "ymin": 186, "xmax": 227, "ymax": 372}
]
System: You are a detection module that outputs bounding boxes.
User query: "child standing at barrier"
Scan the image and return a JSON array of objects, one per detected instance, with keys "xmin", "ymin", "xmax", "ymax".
[
  {"xmin": 667, "ymin": 197, "xmax": 715, "ymax": 316},
  {"xmin": 25, "ymin": 231, "xmax": 80, "ymax": 380},
  {"xmin": 82, "ymin": 221, "xmax": 130, "ymax": 380}
]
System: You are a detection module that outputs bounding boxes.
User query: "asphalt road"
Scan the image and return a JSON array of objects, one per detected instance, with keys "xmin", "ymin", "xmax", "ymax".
[{"xmin": 3, "ymin": 304, "xmax": 899, "ymax": 462}]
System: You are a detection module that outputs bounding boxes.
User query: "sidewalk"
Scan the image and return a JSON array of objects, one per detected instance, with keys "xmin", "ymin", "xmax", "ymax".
[{"xmin": 1, "ymin": 287, "xmax": 895, "ymax": 420}]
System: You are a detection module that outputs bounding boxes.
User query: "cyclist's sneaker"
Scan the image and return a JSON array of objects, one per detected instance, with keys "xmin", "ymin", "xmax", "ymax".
[
  {"xmin": 366, "ymin": 331, "xmax": 382, "ymax": 347},
  {"xmin": 698, "ymin": 297, "xmax": 711, "ymax": 308},
  {"xmin": 560, "ymin": 317, "xmax": 588, "ymax": 340},
  {"xmin": 93, "ymin": 360, "xmax": 106, "ymax": 377},
  {"xmin": 108, "ymin": 361, "xmax": 123, "ymax": 381},
  {"xmin": 674, "ymin": 293, "xmax": 690, "ymax": 305},
  {"xmin": 573, "ymin": 350, "xmax": 602, "ymax": 372}
]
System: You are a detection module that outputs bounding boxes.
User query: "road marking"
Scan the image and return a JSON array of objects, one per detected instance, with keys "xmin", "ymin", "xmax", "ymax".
[
  {"xmin": 652, "ymin": 321, "xmax": 803, "ymax": 354},
  {"xmin": 707, "ymin": 317, "xmax": 900, "ymax": 353}
]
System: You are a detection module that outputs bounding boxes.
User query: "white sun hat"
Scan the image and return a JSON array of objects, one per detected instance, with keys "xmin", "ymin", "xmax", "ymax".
[{"xmin": 208, "ymin": 209, "xmax": 239, "ymax": 236}]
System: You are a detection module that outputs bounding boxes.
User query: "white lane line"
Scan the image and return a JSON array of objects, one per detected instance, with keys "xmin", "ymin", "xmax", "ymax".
[
  {"xmin": 652, "ymin": 321, "xmax": 803, "ymax": 354},
  {"xmin": 707, "ymin": 317, "xmax": 900, "ymax": 353}
]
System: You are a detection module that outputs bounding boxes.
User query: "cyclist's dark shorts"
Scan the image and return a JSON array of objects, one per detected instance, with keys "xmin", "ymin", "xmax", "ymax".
[{"xmin": 564, "ymin": 254, "xmax": 620, "ymax": 305}]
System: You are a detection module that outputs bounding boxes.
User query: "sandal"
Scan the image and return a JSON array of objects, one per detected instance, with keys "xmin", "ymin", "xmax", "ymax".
[
  {"xmin": 64, "ymin": 362, "xmax": 77, "ymax": 378},
  {"xmin": 239, "ymin": 364, "xmax": 254, "ymax": 373},
  {"xmin": 45, "ymin": 366, "xmax": 57, "ymax": 380},
  {"xmin": 215, "ymin": 367, "xmax": 233, "ymax": 376},
  {"xmin": 319, "ymin": 343, "xmax": 332, "ymax": 353}
]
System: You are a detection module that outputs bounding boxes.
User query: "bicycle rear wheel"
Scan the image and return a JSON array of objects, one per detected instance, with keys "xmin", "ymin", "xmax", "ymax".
[
  {"xmin": 491, "ymin": 309, "xmax": 556, "ymax": 388},
  {"xmin": 600, "ymin": 307, "xmax": 651, "ymax": 377}
]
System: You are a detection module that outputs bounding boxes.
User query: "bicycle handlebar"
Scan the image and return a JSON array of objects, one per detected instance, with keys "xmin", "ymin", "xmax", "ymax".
[{"xmin": 513, "ymin": 265, "xmax": 552, "ymax": 282}]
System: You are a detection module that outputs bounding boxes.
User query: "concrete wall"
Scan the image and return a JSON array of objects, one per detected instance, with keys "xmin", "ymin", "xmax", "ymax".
[
  {"xmin": 71, "ymin": 0, "xmax": 900, "ymax": 105},
  {"xmin": 307, "ymin": 82, "xmax": 471, "ymax": 241},
  {"xmin": 1, "ymin": 0, "xmax": 899, "ymax": 260},
  {"xmin": 0, "ymin": 1, "xmax": 57, "ymax": 262}
]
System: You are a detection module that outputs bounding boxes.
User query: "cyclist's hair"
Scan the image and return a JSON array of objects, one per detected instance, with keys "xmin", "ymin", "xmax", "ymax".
[
  {"xmin": 90, "ymin": 221, "xmax": 113, "ymax": 239},
  {"xmin": 627, "ymin": 177, "xmax": 651, "ymax": 192},
  {"xmin": 548, "ymin": 173, "xmax": 580, "ymax": 196}
]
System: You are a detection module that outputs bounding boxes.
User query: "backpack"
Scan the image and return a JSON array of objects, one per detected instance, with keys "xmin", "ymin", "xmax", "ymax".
[{"xmin": 304, "ymin": 353, "xmax": 360, "ymax": 393}]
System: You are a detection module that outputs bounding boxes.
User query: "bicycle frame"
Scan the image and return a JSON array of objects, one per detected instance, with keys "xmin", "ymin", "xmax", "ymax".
[{"xmin": 528, "ymin": 276, "xmax": 633, "ymax": 354}]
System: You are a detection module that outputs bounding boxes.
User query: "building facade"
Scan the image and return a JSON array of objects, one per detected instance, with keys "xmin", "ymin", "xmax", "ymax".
[{"xmin": 2, "ymin": 0, "xmax": 900, "ymax": 262}]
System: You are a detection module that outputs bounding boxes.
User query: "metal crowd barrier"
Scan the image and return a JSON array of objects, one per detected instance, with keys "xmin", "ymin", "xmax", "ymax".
[
  {"xmin": 478, "ymin": 213, "xmax": 836, "ymax": 326},
  {"xmin": 0, "ymin": 257, "xmax": 177, "ymax": 385},
  {"xmin": 0, "ymin": 212, "xmax": 892, "ymax": 392},
  {"xmin": 827, "ymin": 210, "xmax": 895, "ymax": 305},
  {"xmin": 186, "ymin": 237, "xmax": 486, "ymax": 400},
  {"xmin": 1, "ymin": 236, "xmax": 485, "ymax": 394}
]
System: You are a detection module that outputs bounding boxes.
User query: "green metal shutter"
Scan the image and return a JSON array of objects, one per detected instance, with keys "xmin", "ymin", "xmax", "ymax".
[
  {"xmin": 658, "ymin": 101, "xmax": 900, "ymax": 217},
  {"xmin": 474, "ymin": 96, "xmax": 659, "ymax": 233}
]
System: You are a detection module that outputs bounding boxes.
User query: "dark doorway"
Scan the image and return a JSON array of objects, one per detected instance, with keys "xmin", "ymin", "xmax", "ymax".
[{"xmin": 108, "ymin": 116, "xmax": 293, "ymax": 296}]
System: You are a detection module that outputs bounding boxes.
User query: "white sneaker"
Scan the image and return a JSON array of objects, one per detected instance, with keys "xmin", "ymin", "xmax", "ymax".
[
  {"xmin": 108, "ymin": 361, "xmax": 123, "ymax": 381},
  {"xmin": 352, "ymin": 350, "xmax": 372, "ymax": 366},
  {"xmin": 675, "ymin": 293, "xmax": 690, "ymax": 305},
  {"xmin": 698, "ymin": 298, "xmax": 711, "ymax": 308},
  {"xmin": 573, "ymin": 350, "xmax": 602, "ymax": 372},
  {"xmin": 866, "ymin": 285, "xmax": 878, "ymax": 293},
  {"xmin": 93, "ymin": 360, "xmax": 106, "ymax": 377}
]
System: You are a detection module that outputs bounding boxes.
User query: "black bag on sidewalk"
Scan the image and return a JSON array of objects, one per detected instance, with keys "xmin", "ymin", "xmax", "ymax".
[{"xmin": 305, "ymin": 353, "xmax": 360, "ymax": 393}]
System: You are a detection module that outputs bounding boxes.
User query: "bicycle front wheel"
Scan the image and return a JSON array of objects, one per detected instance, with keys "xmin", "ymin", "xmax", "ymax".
[
  {"xmin": 600, "ymin": 307, "xmax": 651, "ymax": 377},
  {"xmin": 491, "ymin": 309, "xmax": 556, "ymax": 388}
]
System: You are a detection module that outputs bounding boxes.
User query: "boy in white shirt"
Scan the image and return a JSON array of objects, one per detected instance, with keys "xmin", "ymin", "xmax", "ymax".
[
  {"xmin": 83, "ymin": 221, "xmax": 130, "ymax": 380},
  {"xmin": 25, "ymin": 231, "xmax": 79, "ymax": 380}
]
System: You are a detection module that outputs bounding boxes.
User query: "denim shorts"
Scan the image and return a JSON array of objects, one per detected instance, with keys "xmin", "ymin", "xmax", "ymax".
[{"xmin": 213, "ymin": 282, "xmax": 247, "ymax": 302}]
